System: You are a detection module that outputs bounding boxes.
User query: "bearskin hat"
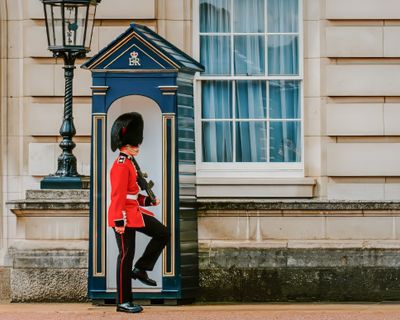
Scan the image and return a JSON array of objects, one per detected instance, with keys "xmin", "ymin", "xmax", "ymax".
[{"xmin": 110, "ymin": 112, "xmax": 144, "ymax": 151}]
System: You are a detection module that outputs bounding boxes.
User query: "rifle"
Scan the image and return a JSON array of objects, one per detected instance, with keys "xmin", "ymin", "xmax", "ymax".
[{"xmin": 131, "ymin": 157, "xmax": 157, "ymax": 205}]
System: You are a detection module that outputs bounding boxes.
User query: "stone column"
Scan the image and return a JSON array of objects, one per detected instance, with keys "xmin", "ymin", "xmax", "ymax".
[{"xmin": 157, "ymin": 0, "xmax": 192, "ymax": 54}]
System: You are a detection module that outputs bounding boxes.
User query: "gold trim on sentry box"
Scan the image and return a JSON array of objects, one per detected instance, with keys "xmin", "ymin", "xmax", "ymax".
[
  {"xmin": 158, "ymin": 86, "xmax": 178, "ymax": 96},
  {"xmin": 91, "ymin": 86, "xmax": 109, "ymax": 96},
  {"xmin": 86, "ymin": 33, "xmax": 135, "ymax": 69},
  {"xmin": 93, "ymin": 114, "xmax": 106, "ymax": 277},
  {"xmin": 104, "ymin": 43, "xmax": 166, "ymax": 70},
  {"xmin": 86, "ymin": 32, "xmax": 179, "ymax": 70},
  {"xmin": 90, "ymin": 69, "xmax": 178, "ymax": 74},
  {"xmin": 162, "ymin": 113, "xmax": 176, "ymax": 277}
]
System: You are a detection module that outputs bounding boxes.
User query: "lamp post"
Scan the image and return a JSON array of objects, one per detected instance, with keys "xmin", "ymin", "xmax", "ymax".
[{"xmin": 40, "ymin": 0, "xmax": 101, "ymax": 189}]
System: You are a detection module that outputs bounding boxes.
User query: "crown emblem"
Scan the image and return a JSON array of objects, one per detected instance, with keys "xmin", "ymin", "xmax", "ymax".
[{"xmin": 129, "ymin": 51, "xmax": 141, "ymax": 66}]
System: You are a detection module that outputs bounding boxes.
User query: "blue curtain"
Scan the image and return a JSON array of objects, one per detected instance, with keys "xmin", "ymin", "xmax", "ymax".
[
  {"xmin": 200, "ymin": 0, "xmax": 231, "ymax": 33},
  {"xmin": 236, "ymin": 81, "xmax": 267, "ymax": 162},
  {"xmin": 201, "ymin": 35, "xmax": 231, "ymax": 75},
  {"xmin": 269, "ymin": 80, "xmax": 300, "ymax": 119},
  {"xmin": 268, "ymin": 35, "xmax": 299, "ymax": 75},
  {"xmin": 270, "ymin": 121, "xmax": 301, "ymax": 162},
  {"xmin": 234, "ymin": 0, "xmax": 264, "ymax": 33},
  {"xmin": 234, "ymin": 36, "xmax": 265, "ymax": 75},
  {"xmin": 269, "ymin": 81, "xmax": 301, "ymax": 162},
  {"xmin": 267, "ymin": 0, "xmax": 299, "ymax": 33},
  {"xmin": 200, "ymin": 0, "xmax": 231, "ymax": 75},
  {"xmin": 267, "ymin": 0, "xmax": 299, "ymax": 75},
  {"xmin": 202, "ymin": 81, "xmax": 233, "ymax": 162},
  {"xmin": 200, "ymin": 0, "xmax": 301, "ymax": 163}
]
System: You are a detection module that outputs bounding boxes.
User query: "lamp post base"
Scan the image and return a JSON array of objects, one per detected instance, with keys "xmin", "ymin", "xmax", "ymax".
[{"xmin": 40, "ymin": 176, "xmax": 89, "ymax": 189}]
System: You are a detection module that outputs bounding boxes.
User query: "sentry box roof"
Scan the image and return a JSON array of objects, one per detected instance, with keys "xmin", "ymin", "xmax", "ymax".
[{"xmin": 82, "ymin": 23, "xmax": 204, "ymax": 74}]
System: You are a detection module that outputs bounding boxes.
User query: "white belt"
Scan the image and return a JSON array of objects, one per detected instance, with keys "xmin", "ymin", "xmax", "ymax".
[{"xmin": 126, "ymin": 194, "xmax": 138, "ymax": 200}]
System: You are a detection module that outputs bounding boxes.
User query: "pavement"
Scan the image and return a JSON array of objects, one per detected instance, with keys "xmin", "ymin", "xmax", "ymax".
[{"xmin": 1, "ymin": 303, "xmax": 400, "ymax": 320}]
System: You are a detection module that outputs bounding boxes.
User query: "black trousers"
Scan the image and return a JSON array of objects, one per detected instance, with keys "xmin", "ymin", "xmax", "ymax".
[{"xmin": 114, "ymin": 214, "xmax": 170, "ymax": 304}]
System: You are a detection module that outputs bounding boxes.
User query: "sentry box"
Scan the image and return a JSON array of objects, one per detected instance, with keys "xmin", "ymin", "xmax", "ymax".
[{"xmin": 82, "ymin": 23, "xmax": 204, "ymax": 304}]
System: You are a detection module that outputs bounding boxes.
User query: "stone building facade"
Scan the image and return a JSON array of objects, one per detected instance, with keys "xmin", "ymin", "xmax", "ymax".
[{"xmin": 1, "ymin": 0, "xmax": 400, "ymax": 302}]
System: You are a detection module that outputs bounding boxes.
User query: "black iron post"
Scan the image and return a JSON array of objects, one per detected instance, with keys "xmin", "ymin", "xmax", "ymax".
[
  {"xmin": 41, "ymin": 51, "xmax": 87, "ymax": 189},
  {"xmin": 55, "ymin": 52, "xmax": 79, "ymax": 177}
]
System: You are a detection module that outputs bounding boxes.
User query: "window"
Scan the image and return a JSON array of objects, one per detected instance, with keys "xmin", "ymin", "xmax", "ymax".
[{"xmin": 197, "ymin": 0, "xmax": 302, "ymax": 168}]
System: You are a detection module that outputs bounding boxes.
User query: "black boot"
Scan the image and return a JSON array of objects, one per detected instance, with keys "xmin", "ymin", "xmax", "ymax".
[
  {"xmin": 116, "ymin": 302, "xmax": 143, "ymax": 313},
  {"xmin": 132, "ymin": 267, "xmax": 157, "ymax": 286}
]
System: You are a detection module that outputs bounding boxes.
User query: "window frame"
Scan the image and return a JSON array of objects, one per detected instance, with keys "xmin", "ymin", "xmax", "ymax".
[{"xmin": 193, "ymin": 0, "xmax": 305, "ymax": 178}]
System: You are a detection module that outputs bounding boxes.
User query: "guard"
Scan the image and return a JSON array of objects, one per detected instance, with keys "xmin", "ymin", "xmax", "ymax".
[{"xmin": 108, "ymin": 112, "xmax": 170, "ymax": 313}]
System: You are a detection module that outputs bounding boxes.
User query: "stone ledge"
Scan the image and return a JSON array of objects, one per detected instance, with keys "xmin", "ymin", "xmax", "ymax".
[
  {"xmin": 26, "ymin": 189, "xmax": 89, "ymax": 200},
  {"xmin": 10, "ymin": 249, "xmax": 88, "ymax": 269},
  {"xmin": 9, "ymin": 205, "xmax": 89, "ymax": 217},
  {"xmin": 7, "ymin": 189, "xmax": 90, "ymax": 217},
  {"xmin": 197, "ymin": 200, "xmax": 400, "ymax": 213},
  {"xmin": 199, "ymin": 240, "xmax": 400, "ymax": 249},
  {"xmin": 10, "ymin": 240, "xmax": 88, "ymax": 251}
]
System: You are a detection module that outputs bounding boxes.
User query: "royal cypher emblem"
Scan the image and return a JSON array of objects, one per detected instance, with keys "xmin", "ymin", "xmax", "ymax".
[{"xmin": 129, "ymin": 51, "xmax": 141, "ymax": 66}]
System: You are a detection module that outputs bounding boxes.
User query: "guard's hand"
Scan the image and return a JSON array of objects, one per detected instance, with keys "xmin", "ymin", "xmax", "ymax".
[
  {"xmin": 115, "ymin": 226, "xmax": 125, "ymax": 234},
  {"xmin": 151, "ymin": 198, "xmax": 160, "ymax": 206}
]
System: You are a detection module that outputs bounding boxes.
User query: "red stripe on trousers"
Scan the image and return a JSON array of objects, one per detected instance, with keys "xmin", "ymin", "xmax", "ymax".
[{"xmin": 120, "ymin": 233, "xmax": 125, "ymax": 304}]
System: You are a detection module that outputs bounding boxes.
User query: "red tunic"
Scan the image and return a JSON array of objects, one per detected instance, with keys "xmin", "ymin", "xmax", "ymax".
[{"xmin": 108, "ymin": 153, "xmax": 154, "ymax": 228}]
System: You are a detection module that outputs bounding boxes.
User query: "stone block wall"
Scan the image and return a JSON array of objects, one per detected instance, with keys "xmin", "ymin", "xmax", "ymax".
[
  {"xmin": 3, "ymin": 189, "xmax": 89, "ymax": 302},
  {"xmin": 10, "ymin": 248, "xmax": 87, "ymax": 302},
  {"xmin": 323, "ymin": 0, "xmax": 400, "ymax": 200},
  {"xmin": 199, "ymin": 247, "xmax": 400, "ymax": 302},
  {"xmin": 197, "ymin": 201, "xmax": 400, "ymax": 301},
  {"xmin": 0, "ymin": 267, "xmax": 11, "ymax": 301}
]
